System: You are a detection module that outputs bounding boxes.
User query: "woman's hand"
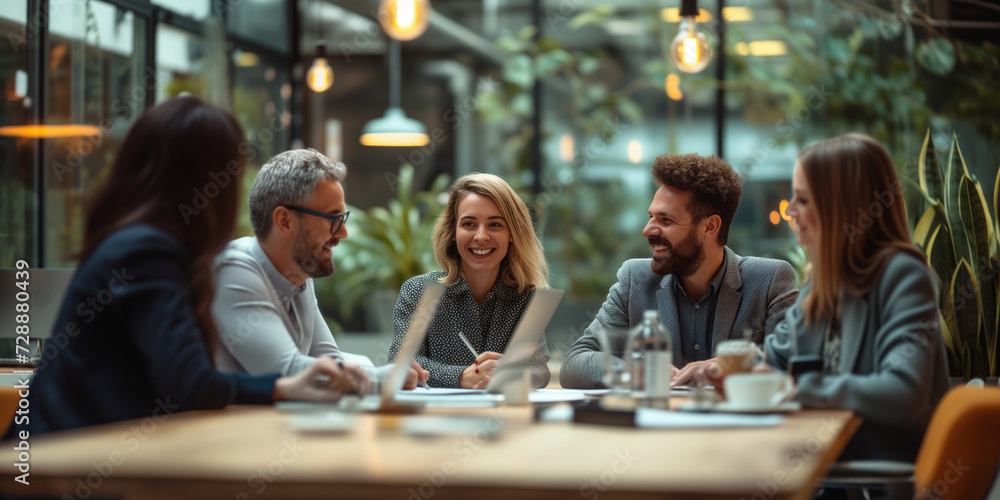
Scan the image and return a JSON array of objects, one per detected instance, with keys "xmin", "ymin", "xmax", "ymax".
[
  {"xmin": 273, "ymin": 357, "xmax": 369, "ymax": 401},
  {"xmin": 402, "ymin": 360, "xmax": 431, "ymax": 390},
  {"xmin": 460, "ymin": 351, "xmax": 502, "ymax": 389}
]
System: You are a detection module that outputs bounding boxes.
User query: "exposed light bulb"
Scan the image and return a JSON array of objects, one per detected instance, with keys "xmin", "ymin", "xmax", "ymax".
[
  {"xmin": 665, "ymin": 73, "xmax": 683, "ymax": 101},
  {"xmin": 379, "ymin": 0, "xmax": 430, "ymax": 41},
  {"xmin": 559, "ymin": 134, "xmax": 575, "ymax": 161},
  {"xmin": 669, "ymin": 18, "xmax": 712, "ymax": 74},
  {"xmin": 306, "ymin": 42, "xmax": 333, "ymax": 93},
  {"xmin": 627, "ymin": 140, "xmax": 642, "ymax": 164}
]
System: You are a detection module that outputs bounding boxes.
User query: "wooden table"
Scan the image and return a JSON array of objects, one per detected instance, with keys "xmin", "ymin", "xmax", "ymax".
[{"xmin": 2, "ymin": 403, "xmax": 859, "ymax": 500}]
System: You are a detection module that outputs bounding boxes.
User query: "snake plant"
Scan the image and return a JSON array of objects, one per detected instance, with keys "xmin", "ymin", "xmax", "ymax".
[{"xmin": 912, "ymin": 130, "xmax": 999, "ymax": 379}]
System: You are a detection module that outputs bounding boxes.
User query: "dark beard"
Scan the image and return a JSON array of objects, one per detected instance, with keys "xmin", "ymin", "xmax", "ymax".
[
  {"xmin": 292, "ymin": 230, "xmax": 335, "ymax": 279},
  {"xmin": 649, "ymin": 229, "xmax": 704, "ymax": 278}
]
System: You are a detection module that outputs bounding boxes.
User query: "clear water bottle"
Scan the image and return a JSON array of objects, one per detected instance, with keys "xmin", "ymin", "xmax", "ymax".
[{"xmin": 625, "ymin": 310, "xmax": 672, "ymax": 409}]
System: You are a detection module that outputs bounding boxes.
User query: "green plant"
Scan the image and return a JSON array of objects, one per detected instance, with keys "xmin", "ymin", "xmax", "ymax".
[
  {"xmin": 315, "ymin": 165, "xmax": 449, "ymax": 322},
  {"xmin": 911, "ymin": 130, "xmax": 999, "ymax": 379}
]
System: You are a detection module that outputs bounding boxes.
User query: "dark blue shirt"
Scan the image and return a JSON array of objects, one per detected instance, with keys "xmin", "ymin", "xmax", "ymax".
[
  {"xmin": 674, "ymin": 255, "xmax": 727, "ymax": 364},
  {"xmin": 4, "ymin": 225, "xmax": 276, "ymax": 439}
]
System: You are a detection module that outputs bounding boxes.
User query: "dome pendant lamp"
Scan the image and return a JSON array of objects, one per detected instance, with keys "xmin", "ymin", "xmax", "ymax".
[{"xmin": 360, "ymin": 39, "xmax": 429, "ymax": 147}]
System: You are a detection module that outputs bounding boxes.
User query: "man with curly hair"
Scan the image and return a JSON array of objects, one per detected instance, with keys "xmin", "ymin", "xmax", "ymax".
[{"xmin": 560, "ymin": 153, "xmax": 799, "ymax": 389}]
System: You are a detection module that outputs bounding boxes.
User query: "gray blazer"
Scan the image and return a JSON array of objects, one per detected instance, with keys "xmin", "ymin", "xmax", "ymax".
[
  {"xmin": 561, "ymin": 247, "xmax": 799, "ymax": 389},
  {"xmin": 766, "ymin": 252, "xmax": 949, "ymax": 461}
]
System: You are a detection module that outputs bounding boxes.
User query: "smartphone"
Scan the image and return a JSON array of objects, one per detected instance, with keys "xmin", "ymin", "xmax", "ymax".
[{"xmin": 788, "ymin": 355, "xmax": 823, "ymax": 381}]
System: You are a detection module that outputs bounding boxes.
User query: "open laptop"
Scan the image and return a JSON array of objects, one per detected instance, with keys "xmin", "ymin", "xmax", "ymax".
[
  {"xmin": 484, "ymin": 288, "xmax": 564, "ymax": 393},
  {"xmin": 366, "ymin": 282, "xmax": 446, "ymax": 412},
  {"xmin": 277, "ymin": 282, "xmax": 446, "ymax": 413}
]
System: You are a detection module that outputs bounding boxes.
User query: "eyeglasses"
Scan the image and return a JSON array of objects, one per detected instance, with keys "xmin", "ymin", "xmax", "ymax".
[{"xmin": 284, "ymin": 206, "xmax": 350, "ymax": 234}]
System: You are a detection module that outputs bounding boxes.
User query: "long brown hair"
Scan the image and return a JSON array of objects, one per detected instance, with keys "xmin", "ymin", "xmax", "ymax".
[
  {"xmin": 80, "ymin": 96, "xmax": 246, "ymax": 352},
  {"xmin": 798, "ymin": 133, "xmax": 926, "ymax": 324},
  {"xmin": 432, "ymin": 173, "xmax": 549, "ymax": 291}
]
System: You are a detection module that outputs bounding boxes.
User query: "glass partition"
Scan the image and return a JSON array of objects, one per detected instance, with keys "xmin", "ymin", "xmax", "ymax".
[
  {"xmin": 0, "ymin": 0, "xmax": 34, "ymax": 268},
  {"xmin": 45, "ymin": 0, "xmax": 144, "ymax": 266}
]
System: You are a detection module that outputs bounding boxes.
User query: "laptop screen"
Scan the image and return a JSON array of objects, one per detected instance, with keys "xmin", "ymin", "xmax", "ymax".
[{"xmin": 381, "ymin": 282, "xmax": 445, "ymax": 399}]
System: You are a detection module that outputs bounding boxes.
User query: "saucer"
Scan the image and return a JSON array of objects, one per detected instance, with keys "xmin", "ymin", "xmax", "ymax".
[
  {"xmin": 288, "ymin": 412, "xmax": 356, "ymax": 433},
  {"xmin": 712, "ymin": 401, "xmax": 801, "ymax": 414}
]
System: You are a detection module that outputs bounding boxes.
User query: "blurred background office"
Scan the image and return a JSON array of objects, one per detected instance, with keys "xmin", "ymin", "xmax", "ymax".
[{"xmin": 2, "ymin": 0, "xmax": 998, "ymax": 376}]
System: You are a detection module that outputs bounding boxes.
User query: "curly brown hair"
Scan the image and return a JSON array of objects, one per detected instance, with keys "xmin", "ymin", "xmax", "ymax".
[{"xmin": 651, "ymin": 153, "xmax": 742, "ymax": 245}]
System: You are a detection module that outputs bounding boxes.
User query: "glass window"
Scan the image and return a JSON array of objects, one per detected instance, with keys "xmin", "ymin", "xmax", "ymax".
[
  {"xmin": 152, "ymin": 0, "xmax": 211, "ymax": 20},
  {"xmin": 226, "ymin": 0, "xmax": 288, "ymax": 54},
  {"xmin": 232, "ymin": 49, "xmax": 292, "ymax": 237},
  {"xmin": 155, "ymin": 24, "xmax": 207, "ymax": 102},
  {"xmin": 0, "ymin": 0, "xmax": 34, "ymax": 268},
  {"xmin": 45, "ymin": 0, "xmax": 144, "ymax": 266}
]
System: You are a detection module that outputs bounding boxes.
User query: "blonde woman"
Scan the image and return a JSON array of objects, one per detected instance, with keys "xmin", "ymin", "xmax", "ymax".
[
  {"xmin": 390, "ymin": 173, "xmax": 551, "ymax": 389},
  {"xmin": 699, "ymin": 134, "xmax": 949, "ymax": 461}
]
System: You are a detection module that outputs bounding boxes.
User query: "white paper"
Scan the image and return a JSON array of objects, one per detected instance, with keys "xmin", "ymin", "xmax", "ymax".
[{"xmin": 635, "ymin": 408, "xmax": 784, "ymax": 428}]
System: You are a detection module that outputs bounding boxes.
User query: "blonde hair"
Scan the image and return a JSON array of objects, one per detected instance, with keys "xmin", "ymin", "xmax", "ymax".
[
  {"xmin": 798, "ymin": 133, "xmax": 926, "ymax": 324},
  {"xmin": 432, "ymin": 173, "xmax": 549, "ymax": 291}
]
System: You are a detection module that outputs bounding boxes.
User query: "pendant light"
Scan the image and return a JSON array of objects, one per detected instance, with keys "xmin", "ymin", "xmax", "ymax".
[
  {"xmin": 669, "ymin": 0, "xmax": 713, "ymax": 74},
  {"xmin": 360, "ymin": 39, "xmax": 429, "ymax": 147},
  {"xmin": 378, "ymin": 0, "xmax": 430, "ymax": 41},
  {"xmin": 306, "ymin": 0, "xmax": 334, "ymax": 92}
]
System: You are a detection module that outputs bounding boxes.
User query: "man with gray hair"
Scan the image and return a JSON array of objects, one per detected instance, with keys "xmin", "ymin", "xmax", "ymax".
[{"xmin": 211, "ymin": 149, "xmax": 427, "ymax": 388}]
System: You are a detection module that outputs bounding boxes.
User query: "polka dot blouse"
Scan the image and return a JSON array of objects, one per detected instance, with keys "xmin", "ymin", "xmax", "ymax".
[{"xmin": 389, "ymin": 271, "xmax": 551, "ymax": 388}]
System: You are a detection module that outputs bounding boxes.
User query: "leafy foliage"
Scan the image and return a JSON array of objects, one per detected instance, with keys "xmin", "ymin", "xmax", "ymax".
[{"xmin": 911, "ymin": 130, "xmax": 999, "ymax": 379}]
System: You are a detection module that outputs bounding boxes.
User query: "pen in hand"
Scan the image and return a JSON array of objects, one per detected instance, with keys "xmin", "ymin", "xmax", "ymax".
[{"xmin": 457, "ymin": 331, "xmax": 479, "ymax": 359}]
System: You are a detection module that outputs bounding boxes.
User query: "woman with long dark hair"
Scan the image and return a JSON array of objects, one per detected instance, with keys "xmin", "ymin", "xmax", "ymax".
[{"xmin": 5, "ymin": 97, "xmax": 364, "ymax": 437}]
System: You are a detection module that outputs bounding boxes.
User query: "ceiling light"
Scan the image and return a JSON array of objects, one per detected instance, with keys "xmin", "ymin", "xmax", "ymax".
[
  {"xmin": 669, "ymin": 0, "xmax": 713, "ymax": 74},
  {"xmin": 306, "ymin": 41, "xmax": 334, "ymax": 93},
  {"xmin": 360, "ymin": 39, "xmax": 428, "ymax": 147},
  {"xmin": 378, "ymin": 0, "xmax": 430, "ymax": 41}
]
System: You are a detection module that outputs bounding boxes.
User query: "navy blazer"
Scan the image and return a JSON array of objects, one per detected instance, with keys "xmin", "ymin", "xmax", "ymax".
[{"xmin": 4, "ymin": 225, "xmax": 276, "ymax": 439}]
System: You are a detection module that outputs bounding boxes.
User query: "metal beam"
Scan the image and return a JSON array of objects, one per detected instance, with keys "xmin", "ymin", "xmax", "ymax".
[
  {"xmin": 331, "ymin": 0, "xmax": 505, "ymax": 64},
  {"xmin": 29, "ymin": 0, "xmax": 48, "ymax": 267}
]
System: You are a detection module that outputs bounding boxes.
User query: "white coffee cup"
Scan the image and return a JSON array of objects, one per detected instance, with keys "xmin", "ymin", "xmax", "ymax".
[{"xmin": 723, "ymin": 373, "xmax": 793, "ymax": 410}]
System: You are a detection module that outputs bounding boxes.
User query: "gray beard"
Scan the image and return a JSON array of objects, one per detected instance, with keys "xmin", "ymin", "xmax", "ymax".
[{"xmin": 292, "ymin": 232, "xmax": 334, "ymax": 279}]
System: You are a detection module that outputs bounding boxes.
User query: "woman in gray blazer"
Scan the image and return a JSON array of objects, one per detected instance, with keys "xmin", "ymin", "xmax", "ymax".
[
  {"xmin": 774, "ymin": 133, "xmax": 950, "ymax": 461},
  {"xmin": 704, "ymin": 133, "xmax": 949, "ymax": 461}
]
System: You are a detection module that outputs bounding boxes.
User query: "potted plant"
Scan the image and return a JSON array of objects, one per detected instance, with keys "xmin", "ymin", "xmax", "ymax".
[{"xmin": 911, "ymin": 129, "xmax": 999, "ymax": 382}]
